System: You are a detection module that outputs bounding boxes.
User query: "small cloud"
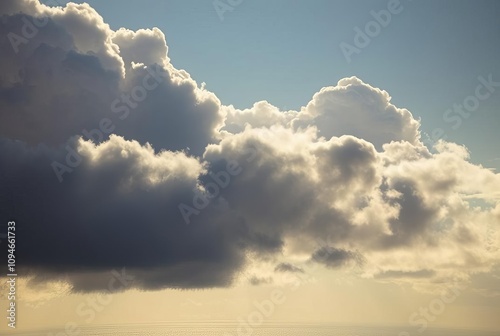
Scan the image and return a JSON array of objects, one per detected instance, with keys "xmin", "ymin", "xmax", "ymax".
[
  {"xmin": 310, "ymin": 247, "xmax": 364, "ymax": 269},
  {"xmin": 274, "ymin": 262, "xmax": 304, "ymax": 273},
  {"xmin": 248, "ymin": 275, "xmax": 273, "ymax": 286}
]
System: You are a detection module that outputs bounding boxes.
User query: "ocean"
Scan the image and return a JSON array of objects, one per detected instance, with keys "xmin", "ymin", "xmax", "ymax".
[{"xmin": 5, "ymin": 324, "xmax": 500, "ymax": 336}]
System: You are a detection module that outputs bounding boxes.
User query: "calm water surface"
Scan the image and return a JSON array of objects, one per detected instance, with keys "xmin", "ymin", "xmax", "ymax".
[{"xmin": 8, "ymin": 324, "xmax": 500, "ymax": 336}]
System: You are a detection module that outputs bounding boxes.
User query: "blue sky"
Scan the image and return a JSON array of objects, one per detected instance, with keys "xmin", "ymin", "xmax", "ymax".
[{"xmin": 63, "ymin": 0, "xmax": 500, "ymax": 170}]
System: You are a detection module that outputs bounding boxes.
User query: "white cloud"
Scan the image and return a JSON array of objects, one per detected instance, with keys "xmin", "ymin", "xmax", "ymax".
[
  {"xmin": 294, "ymin": 76, "xmax": 422, "ymax": 149},
  {"xmin": 112, "ymin": 27, "xmax": 169, "ymax": 69}
]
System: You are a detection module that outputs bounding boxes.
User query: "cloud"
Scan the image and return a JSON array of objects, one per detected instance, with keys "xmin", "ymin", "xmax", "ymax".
[
  {"xmin": 310, "ymin": 247, "xmax": 364, "ymax": 269},
  {"xmin": 0, "ymin": 0, "xmax": 499, "ymax": 294},
  {"xmin": 0, "ymin": 2, "xmax": 223, "ymax": 155},
  {"xmin": 112, "ymin": 27, "xmax": 169, "ymax": 68},
  {"xmin": 248, "ymin": 275, "xmax": 273, "ymax": 286},
  {"xmin": 0, "ymin": 135, "xmax": 248, "ymax": 291},
  {"xmin": 293, "ymin": 76, "xmax": 422, "ymax": 150},
  {"xmin": 274, "ymin": 263, "xmax": 304, "ymax": 273}
]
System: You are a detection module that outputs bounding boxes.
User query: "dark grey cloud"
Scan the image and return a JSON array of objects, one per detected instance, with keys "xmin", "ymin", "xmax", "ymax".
[
  {"xmin": 310, "ymin": 247, "xmax": 364, "ymax": 269},
  {"xmin": 0, "ymin": 136, "xmax": 248, "ymax": 291},
  {"xmin": 114, "ymin": 64, "xmax": 223, "ymax": 156},
  {"xmin": 248, "ymin": 275, "xmax": 273, "ymax": 286},
  {"xmin": 381, "ymin": 179, "xmax": 441, "ymax": 248},
  {"xmin": 274, "ymin": 263, "xmax": 304, "ymax": 273}
]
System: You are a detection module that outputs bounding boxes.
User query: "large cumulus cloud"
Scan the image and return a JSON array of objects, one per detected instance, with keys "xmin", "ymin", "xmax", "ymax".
[
  {"xmin": 0, "ymin": 1, "xmax": 222, "ymax": 154},
  {"xmin": 0, "ymin": 0, "xmax": 499, "ymax": 295}
]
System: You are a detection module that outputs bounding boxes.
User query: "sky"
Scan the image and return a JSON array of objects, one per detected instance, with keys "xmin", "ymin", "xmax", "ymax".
[{"xmin": 0, "ymin": 0, "xmax": 499, "ymax": 334}]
